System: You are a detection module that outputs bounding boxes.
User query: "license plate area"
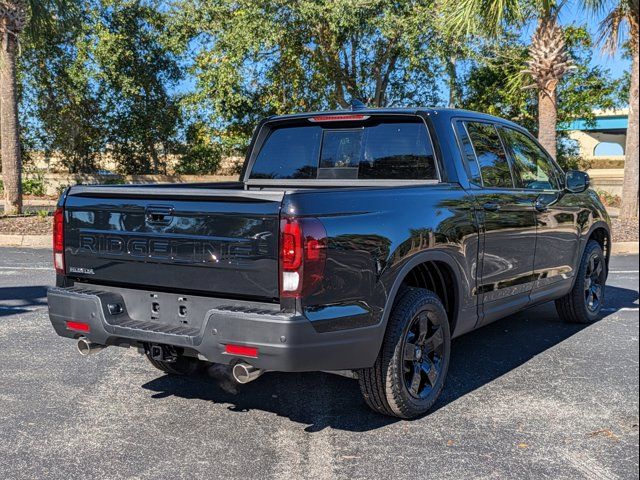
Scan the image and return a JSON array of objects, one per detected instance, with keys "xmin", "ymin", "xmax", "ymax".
[
  {"xmin": 99, "ymin": 288, "xmax": 214, "ymax": 333},
  {"xmin": 148, "ymin": 293, "xmax": 190, "ymax": 326}
]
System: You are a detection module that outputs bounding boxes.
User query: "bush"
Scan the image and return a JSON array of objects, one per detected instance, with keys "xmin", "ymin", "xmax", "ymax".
[
  {"xmin": 22, "ymin": 177, "xmax": 46, "ymax": 196},
  {"xmin": 175, "ymin": 122, "xmax": 222, "ymax": 175},
  {"xmin": 596, "ymin": 190, "xmax": 621, "ymax": 208},
  {"xmin": 101, "ymin": 176, "xmax": 126, "ymax": 185},
  {"xmin": 0, "ymin": 177, "xmax": 46, "ymax": 196}
]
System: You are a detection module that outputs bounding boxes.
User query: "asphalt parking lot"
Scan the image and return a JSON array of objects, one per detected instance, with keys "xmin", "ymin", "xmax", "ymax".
[{"xmin": 0, "ymin": 248, "xmax": 638, "ymax": 479}]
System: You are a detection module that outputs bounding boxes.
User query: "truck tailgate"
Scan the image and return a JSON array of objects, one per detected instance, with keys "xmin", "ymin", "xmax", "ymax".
[{"xmin": 62, "ymin": 186, "xmax": 283, "ymax": 300}]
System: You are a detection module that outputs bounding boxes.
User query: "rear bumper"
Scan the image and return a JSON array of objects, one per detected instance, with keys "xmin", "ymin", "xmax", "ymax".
[{"xmin": 47, "ymin": 287, "xmax": 381, "ymax": 372}]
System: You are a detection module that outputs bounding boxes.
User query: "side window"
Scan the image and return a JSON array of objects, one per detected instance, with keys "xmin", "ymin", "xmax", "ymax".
[
  {"xmin": 500, "ymin": 127, "xmax": 561, "ymax": 190},
  {"xmin": 465, "ymin": 122, "xmax": 513, "ymax": 188},
  {"xmin": 454, "ymin": 121, "xmax": 482, "ymax": 185}
]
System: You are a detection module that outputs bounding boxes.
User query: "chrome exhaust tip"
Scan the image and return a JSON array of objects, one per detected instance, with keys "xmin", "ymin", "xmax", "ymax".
[
  {"xmin": 77, "ymin": 337, "xmax": 107, "ymax": 356},
  {"xmin": 231, "ymin": 362, "xmax": 264, "ymax": 384}
]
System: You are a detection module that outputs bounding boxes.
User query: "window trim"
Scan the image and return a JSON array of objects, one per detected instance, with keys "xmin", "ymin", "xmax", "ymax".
[
  {"xmin": 451, "ymin": 120, "xmax": 483, "ymax": 187},
  {"xmin": 244, "ymin": 114, "xmax": 442, "ymax": 185}
]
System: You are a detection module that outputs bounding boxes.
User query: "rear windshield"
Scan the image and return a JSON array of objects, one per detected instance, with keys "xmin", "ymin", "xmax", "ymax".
[{"xmin": 249, "ymin": 118, "xmax": 437, "ymax": 180}]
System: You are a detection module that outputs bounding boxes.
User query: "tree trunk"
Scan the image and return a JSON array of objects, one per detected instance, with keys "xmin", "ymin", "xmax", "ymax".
[
  {"xmin": 620, "ymin": 43, "xmax": 639, "ymax": 219},
  {"xmin": 0, "ymin": 28, "xmax": 23, "ymax": 215},
  {"xmin": 446, "ymin": 56, "xmax": 460, "ymax": 108},
  {"xmin": 537, "ymin": 86, "xmax": 557, "ymax": 160}
]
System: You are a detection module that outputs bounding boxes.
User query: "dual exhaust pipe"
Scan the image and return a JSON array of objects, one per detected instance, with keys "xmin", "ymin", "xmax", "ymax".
[{"xmin": 75, "ymin": 338, "xmax": 263, "ymax": 384}]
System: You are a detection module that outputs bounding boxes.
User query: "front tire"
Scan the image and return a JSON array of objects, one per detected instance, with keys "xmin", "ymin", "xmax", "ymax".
[
  {"xmin": 555, "ymin": 240, "xmax": 607, "ymax": 324},
  {"xmin": 358, "ymin": 288, "xmax": 451, "ymax": 419}
]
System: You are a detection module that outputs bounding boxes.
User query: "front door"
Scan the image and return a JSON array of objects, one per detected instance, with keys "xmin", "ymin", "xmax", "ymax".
[
  {"xmin": 498, "ymin": 126, "xmax": 582, "ymax": 302},
  {"xmin": 459, "ymin": 121, "xmax": 538, "ymax": 325}
]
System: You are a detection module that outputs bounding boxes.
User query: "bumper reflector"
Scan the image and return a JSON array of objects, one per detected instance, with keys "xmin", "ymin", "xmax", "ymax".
[
  {"xmin": 66, "ymin": 321, "xmax": 90, "ymax": 333},
  {"xmin": 225, "ymin": 344, "xmax": 259, "ymax": 358}
]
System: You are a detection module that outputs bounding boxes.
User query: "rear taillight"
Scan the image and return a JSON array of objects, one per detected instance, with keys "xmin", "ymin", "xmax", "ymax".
[
  {"xmin": 279, "ymin": 218, "xmax": 327, "ymax": 298},
  {"xmin": 53, "ymin": 207, "xmax": 65, "ymax": 274}
]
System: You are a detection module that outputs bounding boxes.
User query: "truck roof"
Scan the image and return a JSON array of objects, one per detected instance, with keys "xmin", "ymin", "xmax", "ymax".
[{"xmin": 268, "ymin": 107, "xmax": 524, "ymax": 131}]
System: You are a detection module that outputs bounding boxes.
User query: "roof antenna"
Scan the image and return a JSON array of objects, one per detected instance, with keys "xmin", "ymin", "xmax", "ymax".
[{"xmin": 350, "ymin": 99, "xmax": 366, "ymax": 111}]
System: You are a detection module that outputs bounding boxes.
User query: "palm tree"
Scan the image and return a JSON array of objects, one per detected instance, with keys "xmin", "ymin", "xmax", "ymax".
[
  {"xmin": 444, "ymin": 0, "xmax": 576, "ymax": 160},
  {"xmin": 0, "ymin": 1, "xmax": 28, "ymax": 215},
  {"xmin": 0, "ymin": 1, "xmax": 77, "ymax": 215},
  {"xmin": 586, "ymin": 0, "xmax": 638, "ymax": 218}
]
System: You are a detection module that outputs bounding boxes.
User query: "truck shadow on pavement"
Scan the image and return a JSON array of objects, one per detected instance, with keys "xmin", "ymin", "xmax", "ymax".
[
  {"xmin": 141, "ymin": 285, "xmax": 637, "ymax": 432},
  {"xmin": 0, "ymin": 286, "xmax": 48, "ymax": 317}
]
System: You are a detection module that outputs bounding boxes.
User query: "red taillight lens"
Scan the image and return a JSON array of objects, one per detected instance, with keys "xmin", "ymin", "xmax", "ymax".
[
  {"xmin": 225, "ymin": 344, "xmax": 259, "ymax": 358},
  {"xmin": 66, "ymin": 321, "xmax": 90, "ymax": 333},
  {"xmin": 53, "ymin": 207, "xmax": 65, "ymax": 274},
  {"xmin": 281, "ymin": 220, "xmax": 303, "ymax": 270},
  {"xmin": 279, "ymin": 218, "xmax": 327, "ymax": 298}
]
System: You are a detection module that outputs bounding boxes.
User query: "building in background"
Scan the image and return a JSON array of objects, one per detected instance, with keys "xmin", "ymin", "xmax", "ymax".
[
  {"xmin": 560, "ymin": 108, "xmax": 629, "ymax": 201},
  {"xmin": 562, "ymin": 108, "xmax": 629, "ymax": 168}
]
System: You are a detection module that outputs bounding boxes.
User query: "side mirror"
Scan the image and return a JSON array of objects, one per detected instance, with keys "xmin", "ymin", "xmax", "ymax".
[{"xmin": 565, "ymin": 170, "xmax": 590, "ymax": 194}]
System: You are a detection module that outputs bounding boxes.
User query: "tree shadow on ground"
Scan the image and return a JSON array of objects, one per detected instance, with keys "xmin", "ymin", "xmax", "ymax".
[
  {"xmin": 0, "ymin": 285, "xmax": 48, "ymax": 317},
  {"xmin": 140, "ymin": 285, "xmax": 637, "ymax": 432}
]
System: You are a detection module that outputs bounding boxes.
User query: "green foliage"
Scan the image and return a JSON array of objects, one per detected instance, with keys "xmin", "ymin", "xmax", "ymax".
[
  {"xmin": 19, "ymin": 0, "xmax": 182, "ymax": 175},
  {"xmin": 100, "ymin": 176, "xmax": 126, "ymax": 185},
  {"xmin": 92, "ymin": 0, "xmax": 183, "ymax": 174},
  {"xmin": 174, "ymin": 122, "xmax": 222, "ymax": 174},
  {"xmin": 171, "ymin": 0, "xmax": 443, "ymax": 150},
  {"xmin": 20, "ymin": 6, "xmax": 105, "ymax": 173},
  {"xmin": 14, "ymin": 1, "xmax": 630, "ymax": 177},
  {"xmin": 460, "ymin": 26, "xmax": 625, "ymax": 169},
  {"xmin": 21, "ymin": 178, "xmax": 45, "ymax": 196}
]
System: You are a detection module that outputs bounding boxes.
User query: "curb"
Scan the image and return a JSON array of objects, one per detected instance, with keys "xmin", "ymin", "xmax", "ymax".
[
  {"xmin": 611, "ymin": 242, "xmax": 639, "ymax": 255},
  {"xmin": 0, "ymin": 234, "xmax": 50, "ymax": 249},
  {"xmin": 0, "ymin": 235, "xmax": 637, "ymax": 254}
]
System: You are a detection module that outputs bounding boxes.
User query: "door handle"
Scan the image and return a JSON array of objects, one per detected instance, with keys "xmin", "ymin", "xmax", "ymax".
[
  {"xmin": 145, "ymin": 205, "xmax": 174, "ymax": 225},
  {"xmin": 483, "ymin": 202, "xmax": 501, "ymax": 212},
  {"xmin": 534, "ymin": 192, "xmax": 560, "ymax": 212},
  {"xmin": 534, "ymin": 200, "xmax": 548, "ymax": 212}
]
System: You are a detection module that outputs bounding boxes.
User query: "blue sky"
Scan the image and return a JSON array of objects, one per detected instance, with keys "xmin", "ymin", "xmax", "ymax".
[{"xmin": 536, "ymin": 1, "xmax": 631, "ymax": 81}]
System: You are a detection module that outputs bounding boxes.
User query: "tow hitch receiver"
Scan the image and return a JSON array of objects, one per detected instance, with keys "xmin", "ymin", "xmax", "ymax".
[{"xmin": 148, "ymin": 344, "xmax": 178, "ymax": 363}]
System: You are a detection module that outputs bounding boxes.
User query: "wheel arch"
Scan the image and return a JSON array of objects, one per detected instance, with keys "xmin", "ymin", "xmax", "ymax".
[
  {"xmin": 569, "ymin": 221, "xmax": 611, "ymax": 290},
  {"xmin": 380, "ymin": 250, "xmax": 465, "ymax": 338},
  {"xmin": 583, "ymin": 221, "xmax": 612, "ymax": 267}
]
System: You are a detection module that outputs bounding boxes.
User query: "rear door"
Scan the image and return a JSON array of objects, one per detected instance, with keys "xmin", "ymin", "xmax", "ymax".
[
  {"xmin": 458, "ymin": 121, "xmax": 538, "ymax": 324},
  {"xmin": 63, "ymin": 187, "xmax": 283, "ymax": 300},
  {"xmin": 498, "ymin": 127, "xmax": 581, "ymax": 300}
]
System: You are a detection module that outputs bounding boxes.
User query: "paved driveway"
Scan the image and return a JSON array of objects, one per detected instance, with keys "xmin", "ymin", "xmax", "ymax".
[{"xmin": 0, "ymin": 248, "xmax": 638, "ymax": 479}]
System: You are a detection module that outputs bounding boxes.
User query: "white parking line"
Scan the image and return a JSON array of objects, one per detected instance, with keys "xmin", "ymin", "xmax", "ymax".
[
  {"xmin": 0, "ymin": 266, "xmax": 51, "ymax": 271},
  {"xmin": 609, "ymin": 270, "xmax": 639, "ymax": 274}
]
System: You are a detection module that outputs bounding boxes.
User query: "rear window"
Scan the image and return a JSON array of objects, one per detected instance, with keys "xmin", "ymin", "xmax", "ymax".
[{"xmin": 249, "ymin": 118, "xmax": 437, "ymax": 180}]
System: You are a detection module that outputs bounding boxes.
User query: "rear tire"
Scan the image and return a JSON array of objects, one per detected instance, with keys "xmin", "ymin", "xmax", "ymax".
[
  {"xmin": 555, "ymin": 240, "xmax": 607, "ymax": 324},
  {"xmin": 145, "ymin": 351, "xmax": 203, "ymax": 376},
  {"xmin": 358, "ymin": 288, "xmax": 451, "ymax": 419}
]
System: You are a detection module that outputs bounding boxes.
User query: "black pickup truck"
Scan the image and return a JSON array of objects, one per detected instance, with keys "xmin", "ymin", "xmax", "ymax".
[{"xmin": 47, "ymin": 108, "xmax": 611, "ymax": 418}]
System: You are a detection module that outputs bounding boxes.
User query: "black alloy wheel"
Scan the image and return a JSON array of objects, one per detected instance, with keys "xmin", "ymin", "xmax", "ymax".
[
  {"xmin": 402, "ymin": 311, "xmax": 445, "ymax": 399},
  {"xmin": 584, "ymin": 252, "xmax": 606, "ymax": 312}
]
